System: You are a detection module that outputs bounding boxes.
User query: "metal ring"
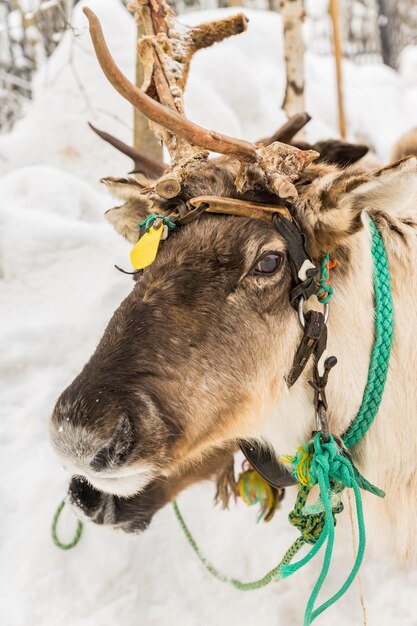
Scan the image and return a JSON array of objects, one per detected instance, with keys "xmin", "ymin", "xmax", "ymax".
[{"xmin": 297, "ymin": 296, "xmax": 329, "ymax": 328}]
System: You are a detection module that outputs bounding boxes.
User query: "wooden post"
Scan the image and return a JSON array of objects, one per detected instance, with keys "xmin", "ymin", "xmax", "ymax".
[
  {"xmin": 280, "ymin": 0, "xmax": 305, "ymax": 120},
  {"xmin": 329, "ymin": 0, "xmax": 347, "ymax": 139},
  {"xmin": 133, "ymin": 20, "xmax": 163, "ymax": 160}
]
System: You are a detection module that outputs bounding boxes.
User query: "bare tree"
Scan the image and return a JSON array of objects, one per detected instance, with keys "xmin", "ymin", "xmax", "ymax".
[
  {"xmin": 280, "ymin": 0, "xmax": 305, "ymax": 119},
  {"xmin": 0, "ymin": 0, "xmax": 75, "ymax": 133}
]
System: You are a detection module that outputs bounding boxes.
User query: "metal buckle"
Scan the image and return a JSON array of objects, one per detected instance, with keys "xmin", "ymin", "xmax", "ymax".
[{"xmin": 298, "ymin": 296, "xmax": 329, "ymax": 328}]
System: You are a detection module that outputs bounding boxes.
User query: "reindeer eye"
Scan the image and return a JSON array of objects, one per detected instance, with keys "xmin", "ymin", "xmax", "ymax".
[{"xmin": 250, "ymin": 252, "xmax": 283, "ymax": 276}]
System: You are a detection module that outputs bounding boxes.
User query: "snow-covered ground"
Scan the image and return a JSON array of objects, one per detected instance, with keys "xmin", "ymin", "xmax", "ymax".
[{"xmin": 2, "ymin": 1, "xmax": 417, "ymax": 625}]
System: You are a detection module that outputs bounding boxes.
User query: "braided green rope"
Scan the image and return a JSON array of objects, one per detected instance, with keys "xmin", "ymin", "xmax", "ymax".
[
  {"xmin": 343, "ymin": 216, "xmax": 394, "ymax": 448},
  {"xmin": 51, "ymin": 500, "xmax": 83, "ymax": 550}
]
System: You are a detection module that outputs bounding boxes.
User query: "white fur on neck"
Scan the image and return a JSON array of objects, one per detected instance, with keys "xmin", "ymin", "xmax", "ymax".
[{"xmin": 257, "ymin": 379, "xmax": 315, "ymax": 456}]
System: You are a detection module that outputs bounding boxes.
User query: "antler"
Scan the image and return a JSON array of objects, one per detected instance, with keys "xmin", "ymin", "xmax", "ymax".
[
  {"xmin": 84, "ymin": 6, "xmax": 256, "ymax": 164},
  {"xmin": 85, "ymin": 2, "xmax": 318, "ymax": 202},
  {"xmin": 88, "ymin": 123, "xmax": 167, "ymax": 179},
  {"xmin": 259, "ymin": 112, "xmax": 312, "ymax": 147}
]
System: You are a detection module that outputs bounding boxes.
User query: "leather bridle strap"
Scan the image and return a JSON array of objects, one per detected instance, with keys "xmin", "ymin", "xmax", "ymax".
[
  {"xmin": 175, "ymin": 195, "xmax": 331, "ymax": 490},
  {"xmin": 286, "ymin": 310, "xmax": 325, "ymax": 387},
  {"xmin": 240, "ymin": 213, "xmax": 328, "ymax": 488},
  {"xmin": 272, "ymin": 213, "xmax": 318, "ymax": 309},
  {"xmin": 178, "ymin": 196, "xmax": 292, "ymax": 224}
]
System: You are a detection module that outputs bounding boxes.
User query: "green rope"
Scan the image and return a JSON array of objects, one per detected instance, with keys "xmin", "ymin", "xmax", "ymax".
[
  {"xmin": 51, "ymin": 500, "xmax": 83, "ymax": 550},
  {"xmin": 286, "ymin": 435, "xmax": 370, "ymax": 625},
  {"xmin": 138, "ymin": 214, "xmax": 176, "ymax": 233},
  {"xmin": 171, "ymin": 216, "xmax": 392, "ymax": 623},
  {"xmin": 316, "ymin": 252, "xmax": 335, "ymax": 304},
  {"xmin": 173, "ymin": 500, "xmax": 305, "ymax": 590},
  {"xmin": 174, "ymin": 433, "xmax": 379, "ymax": 626},
  {"xmin": 343, "ymin": 216, "xmax": 394, "ymax": 448}
]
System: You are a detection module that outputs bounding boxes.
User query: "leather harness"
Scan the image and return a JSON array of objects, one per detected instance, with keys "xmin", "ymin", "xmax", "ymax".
[{"xmin": 178, "ymin": 196, "xmax": 336, "ymax": 489}]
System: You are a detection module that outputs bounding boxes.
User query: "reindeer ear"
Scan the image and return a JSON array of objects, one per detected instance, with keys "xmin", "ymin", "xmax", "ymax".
[
  {"xmin": 314, "ymin": 140, "xmax": 369, "ymax": 167},
  {"xmin": 348, "ymin": 157, "xmax": 417, "ymax": 215},
  {"xmin": 297, "ymin": 157, "xmax": 417, "ymax": 256},
  {"xmin": 102, "ymin": 176, "xmax": 153, "ymax": 243}
]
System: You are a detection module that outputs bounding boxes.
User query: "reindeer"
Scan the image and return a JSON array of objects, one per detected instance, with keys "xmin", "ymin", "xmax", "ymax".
[{"xmin": 50, "ymin": 1, "xmax": 417, "ymax": 566}]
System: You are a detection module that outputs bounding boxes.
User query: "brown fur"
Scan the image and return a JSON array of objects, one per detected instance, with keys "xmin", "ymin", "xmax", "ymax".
[{"xmin": 50, "ymin": 154, "xmax": 417, "ymax": 564}]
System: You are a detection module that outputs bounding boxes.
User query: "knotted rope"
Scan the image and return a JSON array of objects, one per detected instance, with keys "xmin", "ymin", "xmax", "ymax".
[
  {"xmin": 281, "ymin": 435, "xmax": 379, "ymax": 624},
  {"xmin": 316, "ymin": 253, "xmax": 337, "ymax": 304},
  {"xmin": 174, "ymin": 433, "xmax": 383, "ymax": 625},
  {"xmin": 139, "ymin": 214, "xmax": 176, "ymax": 233}
]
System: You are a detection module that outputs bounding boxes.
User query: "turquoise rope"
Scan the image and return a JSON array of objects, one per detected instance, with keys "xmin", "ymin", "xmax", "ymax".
[
  {"xmin": 171, "ymin": 216, "xmax": 391, "ymax": 624},
  {"xmin": 316, "ymin": 252, "xmax": 334, "ymax": 304},
  {"xmin": 299, "ymin": 435, "xmax": 368, "ymax": 624},
  {"xmin": 343, "ymin": 216, "xmax": 394, "ymax": 448},
  {"xmin": 309, "ymin": 479, "xmax": 365, "ymax": 622}
]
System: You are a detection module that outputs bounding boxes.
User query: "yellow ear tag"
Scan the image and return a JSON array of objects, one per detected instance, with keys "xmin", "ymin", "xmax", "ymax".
[{"xmin": 130, "ymin": 223, "xmax": 164, "ymax": 270}]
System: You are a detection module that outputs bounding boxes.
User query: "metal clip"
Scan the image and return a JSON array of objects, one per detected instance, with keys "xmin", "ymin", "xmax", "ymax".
[{"xmin": 298, "ymin": 296, "xmax": 329, "ymax": 328}]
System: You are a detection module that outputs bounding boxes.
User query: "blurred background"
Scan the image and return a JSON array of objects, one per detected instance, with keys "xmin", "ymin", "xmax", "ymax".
[{"xmin": 2, "ymin": 0, "xmax": 417, "ymax": 135}]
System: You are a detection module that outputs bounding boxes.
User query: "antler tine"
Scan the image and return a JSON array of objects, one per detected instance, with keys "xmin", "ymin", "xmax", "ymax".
[
  {"xmin": 259, "ymin": 112, "xmax": 312, "ymax": 147},
  {"xmin": 88, "ymin": 123, "xmax": 167, "ymax": 178},
  {"xmin": 83, "ymin": 8, "xmax": 258, "ymax": 163}
]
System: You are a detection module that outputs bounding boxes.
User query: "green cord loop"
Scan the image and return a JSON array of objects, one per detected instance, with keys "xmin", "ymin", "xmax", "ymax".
[
  {"xmin": 51, "ymin": 500, "xmax": 83, "ymax": 550},
  {"xmin": 138, "ymin": 214, "xmax": 176, "ymax": 233},
  {"xmin": 172, "ymin": 500, "xmax": 305, "ymax": 590}
]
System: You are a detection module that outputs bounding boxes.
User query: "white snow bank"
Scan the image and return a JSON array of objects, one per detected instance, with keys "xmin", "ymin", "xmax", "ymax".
[{"xmin": 2, "ymin": 2, "xmax": 417, "ymax": 626}]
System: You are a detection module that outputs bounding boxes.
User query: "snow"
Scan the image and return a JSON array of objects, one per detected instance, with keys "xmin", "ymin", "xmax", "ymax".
[{"xmin": 2, "ymin": 1, "xmax": 417, "ymax": 625}]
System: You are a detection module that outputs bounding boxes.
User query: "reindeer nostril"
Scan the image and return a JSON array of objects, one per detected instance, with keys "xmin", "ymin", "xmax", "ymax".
[{"xmin": 90, "ymin": 414, "xmax": 135, "ymax": 472}]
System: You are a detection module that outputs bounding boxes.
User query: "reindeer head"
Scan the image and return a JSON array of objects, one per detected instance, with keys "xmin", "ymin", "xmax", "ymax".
[{"xmin": 50, "ymin": 1, "xmax": 416, "ymax": 513}]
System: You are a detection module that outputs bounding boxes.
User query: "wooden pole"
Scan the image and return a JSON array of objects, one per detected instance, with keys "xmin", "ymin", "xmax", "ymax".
[
  {"xmin": 280, "ymin": 0, "xmax": 305, "ymax": 119},
  {"xmin": 329, "ymin": 0, "xmax": 347, "ymax": 139},
  {"xmin": 133, "ymin": 20, "xmax": 163, "ymax": 160}
]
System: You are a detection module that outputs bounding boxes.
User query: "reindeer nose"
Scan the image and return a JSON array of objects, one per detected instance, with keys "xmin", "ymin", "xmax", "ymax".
[
  {"xmin": 90, "ymin": 414, "xmax": 135, "ymax": 471},
  {"xmin": 50, "ymin": 404, "xmax": 136, "ymax": 474}
]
